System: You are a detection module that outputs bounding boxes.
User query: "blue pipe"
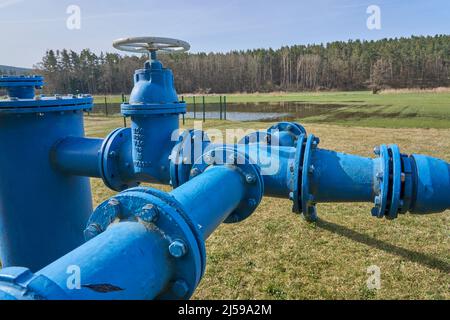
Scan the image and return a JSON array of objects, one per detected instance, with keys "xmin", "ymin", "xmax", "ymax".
[
  {"xmin": 51, "ymin": 137, "xmax": 103, "ymax": 178},
  {"xmin": 37, "ymin": 222, "xmax": 171, "ymax": 300},
  {"xmin": 170, "ymin": 165, "xmax": 246, "ymax": 239},
  {"xmin": 245, "ymin": 144, "xmax": 295, "ymax": 198},
  {"xmin": 409, "ymin": 154, "xmax": 450, "ymax": 214},
  {"xmin": 309, "ymin": 148, "xmax": 376, "ymax": 203},
  {"xmin": 0, "ymin": 162, "xmax": 262, "ymax": 300}
]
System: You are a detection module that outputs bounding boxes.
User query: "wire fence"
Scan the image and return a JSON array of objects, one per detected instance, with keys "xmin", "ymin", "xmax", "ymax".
[{"xmin": 89, "ymin": 94, "xmax": 228, "ymax": 125}]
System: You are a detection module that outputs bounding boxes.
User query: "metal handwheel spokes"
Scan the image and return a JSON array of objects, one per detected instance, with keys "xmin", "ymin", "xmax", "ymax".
[{"xmin": 113, "ymin": 36, "xmax": 190, "ymax": 54}]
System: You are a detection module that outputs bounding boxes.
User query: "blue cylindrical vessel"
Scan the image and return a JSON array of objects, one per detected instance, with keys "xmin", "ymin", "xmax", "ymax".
[{"xmin": 0, "ymin": 77, "xmax": 94, "ymax": 271}]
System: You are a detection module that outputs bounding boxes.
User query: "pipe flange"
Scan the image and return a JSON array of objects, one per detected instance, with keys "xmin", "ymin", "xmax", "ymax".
[
  {"xmin": 371, "ymin": 144, "xmax": 404, "ymax": 219},
  {"xmin": 238, "ymin": 122, "xmax": 306, "ymax": 146},
  {"xmin": 292, "ymin": 134, "xmax": 307, "ymax": 213},
  {"xmin": 372, "ymin": 145, "xmax": 390, "ymax": 218},
  {"xmin": 387, "ymin": 145, "xmax": 402, "ymax": 219},
  {"xmin": 121, "ymin": 102, "xmax": 186, "ymax": 117},
  {"xmin": 300, "ymin": 134, "xmax": 320, "ymax": 222},
  {"xmin": 169, "ymin": 129, "xmax": 210, "ymax": 188},
  {"xmin": 268, "ymin": 122, "xmax": 307, "ymax": 147},
  {"xmin": 0, "ymin": 75, "xmax": 43, "ymax": 89},
  {"xmin": 85, "ymin": 187, "xmax": 205, "ymax": 300},
  {"xmin": 189, "ymin": 147, "xmax": 264, "ymax": 223},
  {"xmin": 100, "ymin": 127, "xmax": 140, "ymax": 191}
]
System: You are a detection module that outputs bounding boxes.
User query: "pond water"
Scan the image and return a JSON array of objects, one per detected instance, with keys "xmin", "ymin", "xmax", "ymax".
[{"xmin": 91, "ymin": 102, "xmax": 344, "ymax": 122}]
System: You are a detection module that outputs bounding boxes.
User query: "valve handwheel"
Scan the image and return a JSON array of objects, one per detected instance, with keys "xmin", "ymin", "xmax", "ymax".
[{"xmin": 113, "ymin": 36, "xmax": 190, "ymax": 54}]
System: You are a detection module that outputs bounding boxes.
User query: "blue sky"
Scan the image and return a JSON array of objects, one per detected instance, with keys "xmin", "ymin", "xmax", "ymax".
[{"xmin": 0, "ymin": 0, "xmax": 449, "ymax": 67}]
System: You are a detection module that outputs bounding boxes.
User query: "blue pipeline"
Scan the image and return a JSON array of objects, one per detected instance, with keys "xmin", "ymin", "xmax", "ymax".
[
  {"xmin": 46, "ymin": 53, "xmax": 450, "ymax": 221},
  {"xmin": 0, "ymin": 52, "xmax": 449, "ymax": 301},
  {"xmin": 44, "ymin": 55, "xmax": 450, "ymax": 222},
  {"xmin": 0, "ymin": 162, "xmax": 262, "ymax": 300},
  {"xmin": 237, "ymin": 133, "xmax": 450, "ymax": 220}
]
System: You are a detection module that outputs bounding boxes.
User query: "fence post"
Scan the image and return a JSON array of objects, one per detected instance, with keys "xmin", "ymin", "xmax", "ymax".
[
  {"xmin": 219, "ymin": 96, "xmax": 223, "ymax": 120},
  {"xmin": 181, "ymin": 96, "xmax": 185, "ymax": 125},
  {"xmin": 202, "ymin": 96, "xmax": 206, "ymax": 123},
  {"xmin": 224, "ymin": 96, "xmax": 227, "ymax": 120},
  {"xmin": 193, "ymin": 96, "xmax": 197, "ymax": 119},
  {"xmin": 122, "ymin": 94, "xmax": 127, "ymax": 127},
  {"xmin": 104, "ymin": 96, "xmax": 108, "ymax": 116}
]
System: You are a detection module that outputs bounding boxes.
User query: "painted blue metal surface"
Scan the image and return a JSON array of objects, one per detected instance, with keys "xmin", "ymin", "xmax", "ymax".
[
  {"xmin": 0, "ymin": 76, "xmax": 94, "ymax": 271},
  {"xmin": 0, "ymin": 75, "xmax": 43, "ymax": 99},
  {"xmin": 0, "ymin": 42, "xmax": 448, "ymax": 300},
  {"xmin": 119, "ymin": 53, "xmax": 186, "ymax": 189},
  {"xmin": 0, "ymin": 162, "xmax": 259, "ymax": 300},
  {"xmin": 51, "ymin": 137, "xmax": 103, "ymax": 178},
  {"xmin": 409, "ymin": 154, "xmax": 450, "ymax": 214}
]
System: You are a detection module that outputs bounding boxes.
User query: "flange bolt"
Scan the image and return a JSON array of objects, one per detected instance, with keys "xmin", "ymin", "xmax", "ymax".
[
  {"xmin": 169, "ymin": 240, "xmax": 187, "ymax": 258},
  {"xmin": 172, "ymin": 279, "xmax": 189, "ymax": 298},
  {"xmin": 84, "ymin": 223, "xmax": 103, "ymax": 240},
  {"xmin": 190, "ymin": 168, "xmax": 201, "ymax": 177},
  {"xmin": 139, "ymin": 204, "xmax": 159, "ymax": 223},
  {"xmin": 373, "ymin": 146, "xmax": 381, "ymax": 156},
  {"xmin": 245, "ymin": 173, "xmax": 256, "ymax": 184}
]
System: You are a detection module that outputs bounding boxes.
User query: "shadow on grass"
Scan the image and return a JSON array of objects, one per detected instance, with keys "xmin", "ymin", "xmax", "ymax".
[{"xmin": 316, "ymin": 219, "xmax": 450, "ymax": 274}]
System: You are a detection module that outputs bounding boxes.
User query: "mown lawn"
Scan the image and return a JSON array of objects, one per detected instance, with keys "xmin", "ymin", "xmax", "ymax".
[{"xmin": 85, "ymin": 115, "xmax": 450, "ymax": 300}]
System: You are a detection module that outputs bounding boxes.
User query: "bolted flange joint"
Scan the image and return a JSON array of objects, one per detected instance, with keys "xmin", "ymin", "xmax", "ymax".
[
  {"xmin": 292, "ymin": 134, "xmax": 320, "ymax": 222},
  {"xmin": 86, "ymin": 187, "xmax": 206, "ymax": 300},
  {"xmin": 99, "ymin": 127, "xmax": 140, "ymax": 192},
  {"xmin": 371, "ymin": 144, "xmax": 405, "ymax": 220},
  {"xmin": 169, "ymin": 129, "xmax": 210, "ymax": 188},
  {"xmin": 189, "ymin": 147, "xmax": 264, "ymax": 224}
]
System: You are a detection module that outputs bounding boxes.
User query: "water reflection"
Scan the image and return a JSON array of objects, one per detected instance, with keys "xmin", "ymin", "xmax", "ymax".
[{"xmin": 91, "ymin": 101, "xmax": 344, "ymax": 122}]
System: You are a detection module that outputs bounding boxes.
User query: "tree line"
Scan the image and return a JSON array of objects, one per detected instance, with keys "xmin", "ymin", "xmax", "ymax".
[{"xmin": 35, "ymin": 35, "xmax": 450, "ymax": 95}]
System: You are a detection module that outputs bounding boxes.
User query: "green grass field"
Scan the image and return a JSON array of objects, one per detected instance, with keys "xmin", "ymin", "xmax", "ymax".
[
  {"xmin": 85, "ymin": 114, "xmax": 450, "ymax": 300},
  {"xmin": 94, "ymin": 90, "xmax": 450, "ymax": 128}
]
